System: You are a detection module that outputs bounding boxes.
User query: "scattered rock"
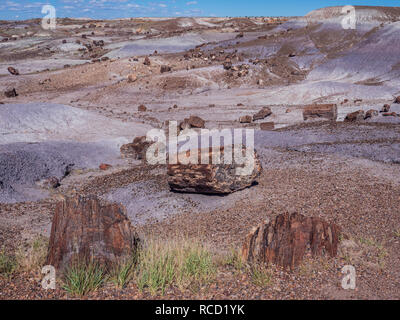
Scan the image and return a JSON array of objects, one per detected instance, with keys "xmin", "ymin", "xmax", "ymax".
[
  {"xmin": 260, "ymin": 122, "xmax": 275, "ymax": 131},
  {"xmin": 345, "ymin": 110, "xmax": 365, "ymax": 122},
  {"xmin": 7, "ymin": 67, "xmax": 19, "ymax": 75},
  {"xmin": 179, "ymin": 116, "xmax": 206, "ymax": 130},
  {"xmin": 99, "ymin": 163, "xmax": 112, "ymax": 171},
  {"xmin": 364, "ymin": 109, "xmax": 378, "ymax": 120},
  {"xmin": 46, "ymin": 195, "xmax": 139, "ymax": 270},
  {"xmin": 395, "ymin": 96, "xmax": 400, "ymax": 104},
  {"xmin": 187, "ymin": 115, "xmax": 205, "ymax": 129},
  {"xmin": 37, "ymin": 177, "xmax": 60, "ymax": 189},
  {"xmin": 253, "ymin": 107, "xmax": 272, "ymax": 121},
  {"xmin": 120, "ymin": 136, "xmax": 153, "ymax": 160},
  {"xmin": 128, "ymin": 74, "xmax": 137, "ymax": 83},
  {"xmin": 303, "ymin": 104, "xmax": 338, "ymax": 121},
  {"xmin": 242, "ymin": 213, "xmax": 340, "ymax": 270},
  {"xmin": 167, "ymin": 146, "xmax": 262, "ymax": 194},
  {"xmin": 380, "ymin": 104, "xmax": 391, "ymax": 113},
  {"xmin": 223, "ymin": 61, "xmax": 232, "ymax": 70},
  {"xmin": 138, "ymin": 104, "xmax": 147, "ymax": 112},
  {"xmin": 239, "ymin": 115, "xmax": 252, "ymax": 123},
  {"xmin": 143, "ymin": 56, "xmax": 151, "ymax": 66},
  {"xmin": 4, "ymin": 88, "xmax": 18, "ymax": 98},
  {"xmin": 382, "ymin": 112, "xmax": 397, "ymax": 117},
  {"xmin": 160, "ymin": 65, "xmax": 171, "ymax": 73}
]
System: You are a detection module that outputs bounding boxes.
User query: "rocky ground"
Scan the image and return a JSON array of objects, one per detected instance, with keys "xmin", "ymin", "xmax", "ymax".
[{"xmin": 1, "ymin": 7, "xmax": 400, "ymax": 300}]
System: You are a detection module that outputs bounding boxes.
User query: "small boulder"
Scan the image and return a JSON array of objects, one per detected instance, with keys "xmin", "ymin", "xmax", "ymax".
[
  {"xmin": 160, "ymin": 65, "xmax": 171, "ymax": 73},
  {"xmin": 253, "ymin": 107, "xmax": 272, "ymax": 121},
  {"xmin": 4, "ymin": 88, "xmax": 17, "ymax": 98},
  {"xmin": 345, "ymin": 110, "xmax": 365, "ymax": 122},
  {"xmin": 138, "ymin": 104, "xmax": 147, "ymax": 112},
  {"xmin": 7, "ymin": 67, "xmax": 19, "ymax": 75},
  {"xmin": 260, "ymin": 122, "xmax": 275, "ymax": 131},
  {"xmin": 143, "ymin": 56, "xmax": 151, "ymax": 66},
  {"xmin": 239, "ymin": 115, "xmax": 252, "ymax": 124},
  {"xmin": 380, "ymin": 104, "xmax": 391, "ymax": 113},
  {"xmin": 364, "ymin": 109, "xmax": 378, "ymax": 120},
  {"xmin": 188, "ymin": 115, "xmax": 205, "ymax": 129},
  {"xmin": 120, "ymin": 136, "xmax": 153, "ymax": 160},
  {"xmin": 99, "ymin": 163, "xmax": 112, "ymax": 171},
  {"xmin": 128, "ymin": 74, "xmax": 137, "ymax": 83},
  {"xmin": 394, "ymin": 96, "xmax": 400, "ymax": 104}
]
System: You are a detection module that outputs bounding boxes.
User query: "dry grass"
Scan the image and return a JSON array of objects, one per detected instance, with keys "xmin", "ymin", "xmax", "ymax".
[
  {"xmin": 16, "ymin": 235, "xmax": 48, "ymax": 273},
  {"xmin": 135, "ymin": 237, "xmax": 217, "ymax": 295},
  {"xmin": 0, "ymin": 249, "xmax": 18, "ymax": 278}
]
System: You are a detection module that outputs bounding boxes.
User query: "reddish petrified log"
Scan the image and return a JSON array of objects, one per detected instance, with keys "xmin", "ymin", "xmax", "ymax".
[
  {"xmin": 46, "ymin": 195, "xmax": 139, "ymax": 270},
  {"xmin": 242, "ymin": 213, "xmax": 340, "ymax": 270},
  {"xmin": 303, "ymin": 104, "xmax": 338, "ymax": 121},
  {"xmin": 168, "ymin": 146, "xmax": 262, "ymax": 194}
]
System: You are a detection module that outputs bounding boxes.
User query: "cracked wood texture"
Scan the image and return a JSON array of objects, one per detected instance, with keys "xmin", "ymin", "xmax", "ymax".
[
  {"xmin": 242, "ymin": 213, "xmax": 340, "ymax": 270},
  {"xmin": 167, "ymin": 146, "xmax": 262, "ymax": 194},
  {"xmin": 46, "ymin": 195, "xmax": 139, "ymax": 270}
]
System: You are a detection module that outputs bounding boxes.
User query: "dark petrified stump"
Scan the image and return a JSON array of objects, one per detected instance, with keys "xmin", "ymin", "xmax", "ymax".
[
  {"xmin": 46, "ymin": 195, "xmax": 139, "ymax": 270},
  {"xmin": 242, "ymin": 213, "xmax": 340, "ymax": 270}
]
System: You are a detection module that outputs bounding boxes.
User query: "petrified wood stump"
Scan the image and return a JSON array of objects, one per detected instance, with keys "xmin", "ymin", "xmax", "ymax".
[
  {"xmin": 303, "ymin": 104, "xmax": 338, "ymax": 121},
  {"xmin": 242, "ymin": 213, "xmax": 340, "ymax": 270},
  {"xmin": 168, "ymin": 146, "xmax": 262, "ymax": 194},
  {"xmin": 46, "ymin": 195, "xmax": 139, "ymax": 270}
]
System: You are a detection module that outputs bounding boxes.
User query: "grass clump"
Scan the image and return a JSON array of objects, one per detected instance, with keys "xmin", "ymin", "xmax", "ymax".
[
  {"xmin": 250, "ymin": 264, "xmax": 273, "ymax": 287},
  {"xmin": 135, "ymin": 238, "xmax": 216, "ymax": 295},
  {"xmin": 0, "ymin": 249, "xmax": 18, "ymax": 278},
  {"xmin": 109, "ymin": 253, "xmax": 138, "ymax": 289},
  {"xmin": 16, "ymin": 235, "xmax": 48, "ymax": 272},
  {"xmin": 62, "ymin": 261, "xmax": 106, "ymax": 297}
]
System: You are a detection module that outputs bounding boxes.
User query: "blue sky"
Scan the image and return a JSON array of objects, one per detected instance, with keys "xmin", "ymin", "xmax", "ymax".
[{"xmin": 1, "ymin": 0, "xmax": 400, "ymax": 20}]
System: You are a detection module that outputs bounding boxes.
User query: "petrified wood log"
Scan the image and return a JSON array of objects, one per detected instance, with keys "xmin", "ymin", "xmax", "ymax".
[
  {"xmin": 120, "ymin": 136, "xmax": 153, "ymax": 160},
  {"xmin": 46, "ymin": 195, "xmax": 139, "ymax": 270},
  {"xmin": 168, "ymin": 146, "xmax": 262, "ymax": 194},
  {"xmin": 303, "ymin": 104, "xmax": 338, "ymax": 121},
  {"xmin": 344, "ymin": 110, "xmax": 365, "ymax": 122},
  {"xmin": 242, "ymin": 213, "xmax": 340, "ymax": 270}
]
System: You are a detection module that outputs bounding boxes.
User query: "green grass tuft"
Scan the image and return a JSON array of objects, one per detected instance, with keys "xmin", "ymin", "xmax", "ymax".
[
  {"xmin": 0, "ymin": 249, "xmax": 18, "ymax": 278},
  {"xmin": 135, "ymin": 238, "xmax": 217, "ymax": 295},
  {"xmin": 62, "ymin": 261, "xmax": 106, "ymax": 297}
]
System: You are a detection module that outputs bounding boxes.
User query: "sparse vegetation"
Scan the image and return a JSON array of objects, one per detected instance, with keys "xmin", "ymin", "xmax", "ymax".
[
  {"xmin": 250, "ymin": 264, "xmax": 272, "ymax": 287},
  {"xmin": 16, "ymin": 235, "xmax": 48, "ymax": 272},
  {"xmin": 0, "ymin": 249, "xmax": 18, "ymax": 278},
  {"xmin": 221, "ymin": 248, "xmax": 246, "ymax": 273},
  {"xmin": 62, "ymin": 261, "xmax": 106, "ymax": 297},
  {"xmin": 135, "ymin": 238, "xmax": 217, "ymax": 295},
  {"xmin": 109, "ymin": 253, "xmax": 138, "ymax": 289},
  {"xmin": 394, "ymin": 229, "xmax": 400, "ymax": 238}
]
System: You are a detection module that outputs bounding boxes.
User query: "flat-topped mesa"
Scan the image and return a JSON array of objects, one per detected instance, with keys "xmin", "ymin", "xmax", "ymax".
[
  {"xmin": 242, "ymin": 213, "xmax": 341, "ymax": 270},
  {"xmin": 46, "ymin": 195, "xmax": 139, "ymax": 270},
  {"xmin": 167, "ymin": 145, "xmax": 262, "ymax": 194},
  {"xmin": 303, "ymin": 104, "xmax": 338, "ymax": 121}
]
